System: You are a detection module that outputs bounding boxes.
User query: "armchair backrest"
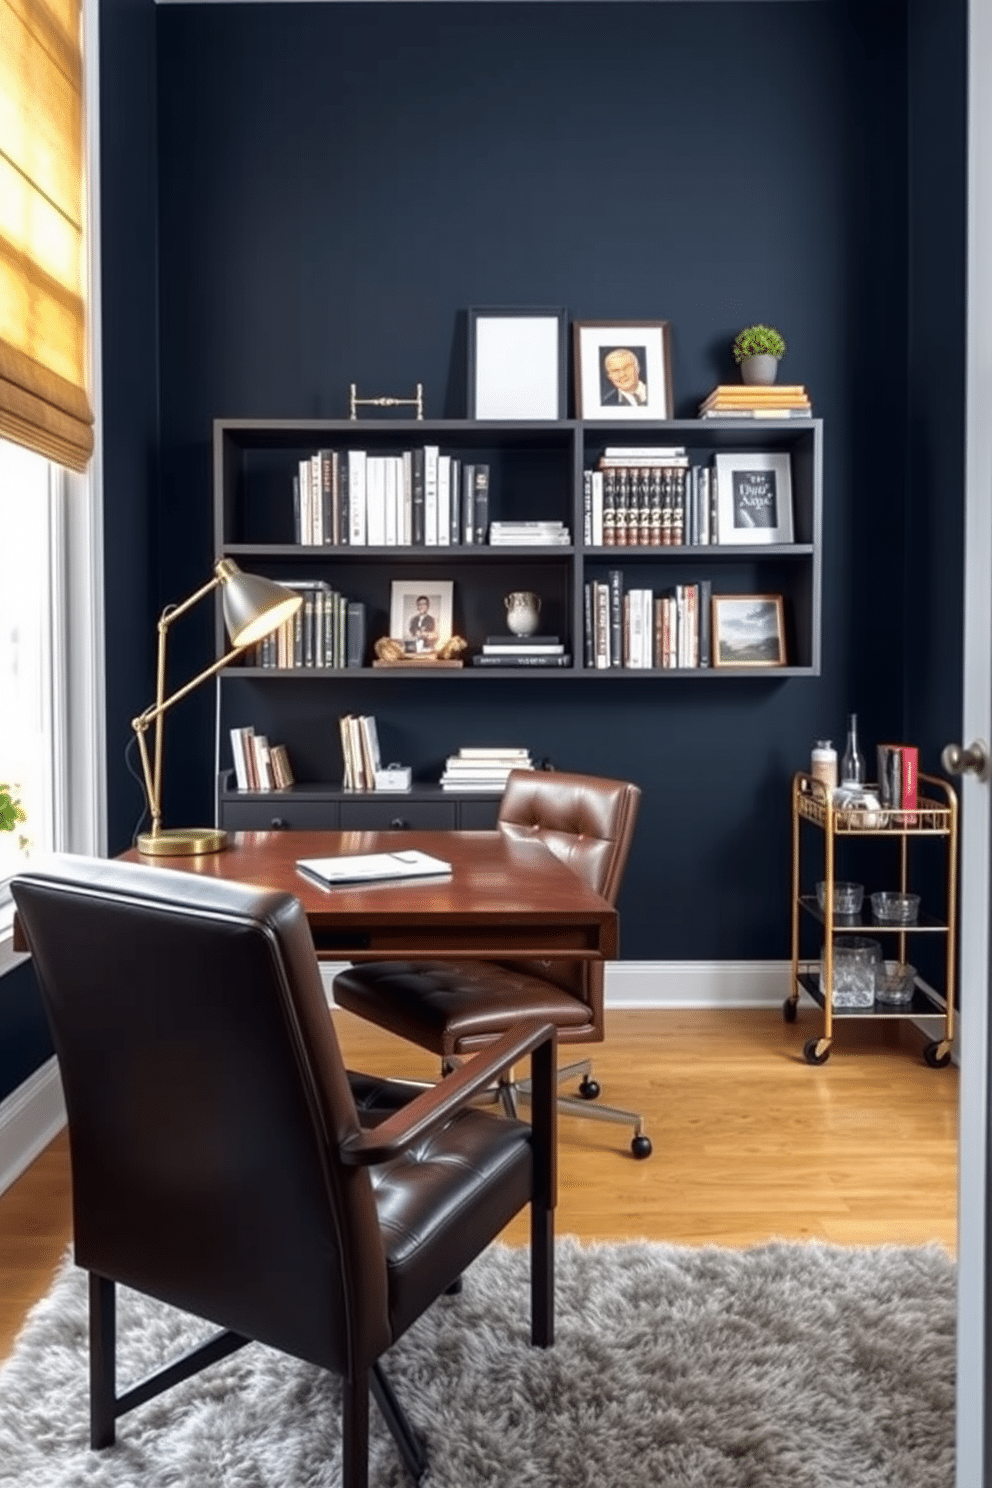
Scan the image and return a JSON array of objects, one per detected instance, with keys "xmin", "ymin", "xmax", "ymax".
[
  {"xmin": 11, "ymin": 855, "xmax": 391, "ymax": 1375},
  {"xmin": 497, "ymin": 770, "xmax": 641, "ymax": 1011}
]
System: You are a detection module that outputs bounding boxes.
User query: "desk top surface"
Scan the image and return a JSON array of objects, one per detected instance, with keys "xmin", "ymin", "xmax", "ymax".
[{"xmin": 119, "ymin": 827, "xmax": 616, "ymax": 934}]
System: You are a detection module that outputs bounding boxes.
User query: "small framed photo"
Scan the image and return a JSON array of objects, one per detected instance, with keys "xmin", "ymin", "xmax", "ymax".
[
  {"xmin": 573, "ymin": 320, "xmax": 673, "ymax": 420},
  {"xmin": 713, "ymin": 451, "xmax": 794, "ymax": 545},
  {"xmin": 712, "ymin": 594, "xmax": 787, "ymax": 668},
  {"xmin": 467, "ymin": 307, "xmax": 567, "ymax": 420},
  {"xmin": 390, "ymin": 579, "xmax": 454, "ymax": 655}
]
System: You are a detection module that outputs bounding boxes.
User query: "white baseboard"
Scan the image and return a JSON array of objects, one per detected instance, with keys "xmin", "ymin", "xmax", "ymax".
[
  {"xmin": 319, "ymin": 959, "xmax": 792, "ymax": 1010},
  {"xmin": 0, "ymin": 1056, "xmax": 65, "ymax": 1197}
]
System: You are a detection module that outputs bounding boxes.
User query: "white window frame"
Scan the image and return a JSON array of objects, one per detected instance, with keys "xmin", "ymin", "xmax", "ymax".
[{"xmin": 0, "ymin": 0, "xmax": 106, "ymax": 971}]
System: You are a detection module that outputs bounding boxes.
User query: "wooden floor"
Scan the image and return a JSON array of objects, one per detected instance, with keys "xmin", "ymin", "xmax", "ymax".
[{"xmin": 0, "ymin": 1006, "xmax": 959, "ymax": 1361}]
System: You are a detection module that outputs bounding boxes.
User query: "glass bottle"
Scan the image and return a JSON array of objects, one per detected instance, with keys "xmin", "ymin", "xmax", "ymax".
[{"xmin": 840, "ymin": 713, "xmax": 866, "ymax": 787}]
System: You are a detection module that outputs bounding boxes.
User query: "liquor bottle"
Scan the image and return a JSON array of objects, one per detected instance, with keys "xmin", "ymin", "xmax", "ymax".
[
  {"xmin": 811, "ymin": 740, "xmax": 838, "ymax": 789},
  {"xmin": 840, "ymin": 713, "xmax": 866, "ymax": 787}
]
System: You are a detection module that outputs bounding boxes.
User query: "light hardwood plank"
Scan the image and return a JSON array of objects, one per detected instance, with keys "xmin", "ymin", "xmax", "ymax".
[{"xmin": 0, "ymin": 1008, "xmax": 958, "ymax": 1360}]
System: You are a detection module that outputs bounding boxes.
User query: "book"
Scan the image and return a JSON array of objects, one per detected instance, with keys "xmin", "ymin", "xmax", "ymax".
[
  {"xmin": 423, "ymin": 444, "xmax": 439, "ymax": 546},
  {"xmin": 346, "ymin": 600, "xmax": 367, "ymax": 668},
  {"xmin": 454, "ymin": 747, "xmax": 532, "ymax": 759},
  {"xmin": 603, "ymin": 445, "xmax": 687, "ymax": 458},
  {"xmin": 269, "ymin": 742, "xmax": 295, "ymax": 789},
  {"xmin": 229, "ymin": 725, "xmax": 253, "ymax": 790},
  {"xmin": 296, "ymin": 849, "xmax": 452, "ymax": 888},
  {"xmin": 472, "ymin": 464, "xmax": 490, "ymax": 544},
  {"xmin": 700, "ymin": 408, "xmax": 813, "ymax": 420},
  {"xmin": 483, "ymin": 634, "xmax": 561, "ymax": 646},
  {"xmin": 471, "ymin": 653, "xmax": 572, "ymax": 667},
  {"xmin": 481, "ymin": 645, "xmax": 565, "ymax": 655}
]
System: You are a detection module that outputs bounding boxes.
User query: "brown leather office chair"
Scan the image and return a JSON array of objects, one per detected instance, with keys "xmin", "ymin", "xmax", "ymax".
[
  {"xmin": 334, "ymin": 769, "xmax": 651, "ymax": 1158},
  {"xmin": 11, "ymin": 854, "xmax": 556, "ymax": 1488}
]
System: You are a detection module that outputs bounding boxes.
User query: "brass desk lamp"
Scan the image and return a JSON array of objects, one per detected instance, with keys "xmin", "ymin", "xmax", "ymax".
[{"xmin": 132, "ymin": 559, "xmax": 302, "ymax": 857}]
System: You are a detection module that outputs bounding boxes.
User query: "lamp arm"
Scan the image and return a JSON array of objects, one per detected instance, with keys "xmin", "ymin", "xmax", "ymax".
[{"xmin": 130, "ymin": 571, "xmax": 229, "ymax": 839}]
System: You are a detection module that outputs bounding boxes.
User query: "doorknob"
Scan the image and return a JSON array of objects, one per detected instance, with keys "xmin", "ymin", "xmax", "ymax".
[{"xmin": 941, "ymin": 739, "xmax": 990, "ymax": 777}]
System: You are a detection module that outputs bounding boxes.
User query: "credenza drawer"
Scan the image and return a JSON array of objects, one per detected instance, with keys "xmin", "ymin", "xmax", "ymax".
[
  {"xmin": 220, "ymin": 800, "xmax": 341, "ymax": 830},
  {"xmin": 338, "ymin": 800, "xmax": 457, "ymax": 831}
]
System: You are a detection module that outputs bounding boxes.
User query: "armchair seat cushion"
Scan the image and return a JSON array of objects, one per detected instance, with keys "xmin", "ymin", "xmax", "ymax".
[
  {"xmin": 337, "ymin": 960, "xmax": 592, "ymax": 1057},
  {"xmin": 349, "ymin": 1073, "xmax": 533, "ymax": 1336}
]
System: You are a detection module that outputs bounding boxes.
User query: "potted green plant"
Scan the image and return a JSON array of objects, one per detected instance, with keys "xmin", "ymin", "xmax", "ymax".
[
  {"xmin": 0, "ymin": 784, "xmax": 26, "ymax": 834},
  {"xmin": 731, "ymin": 325, "xmax": 786, "ymax": 386}
]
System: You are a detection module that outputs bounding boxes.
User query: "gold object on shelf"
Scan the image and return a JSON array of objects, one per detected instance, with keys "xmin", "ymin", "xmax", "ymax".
[
  {"xmin": 788, "ymin": 769, "xmax": 957, "ymax": 1065},
  {"xmin": 131, "ymin": 560, "xmax": 302, "ymax": 857},
  {"xmin": 349, "ymin": 382, "xmax": 424, "ymax": 420}
]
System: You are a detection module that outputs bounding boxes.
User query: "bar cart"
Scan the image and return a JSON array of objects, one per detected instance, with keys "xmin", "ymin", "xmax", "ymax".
[{"xmin": 786, "ymin": 771, "xmax": 957, "ymax": 1065}]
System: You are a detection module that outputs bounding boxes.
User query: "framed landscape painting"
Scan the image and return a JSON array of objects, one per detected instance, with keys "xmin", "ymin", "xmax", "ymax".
[
  {"xmin": 712, "ymin": 594, "xmax": 786, "ymax": 668},
  {"xmin": 573, "ymin": 320, "xmax": 673, "ymax": 420},
  {"xmin": 713, "ymin": 451, "xmax": 794, "ymax": 545}
]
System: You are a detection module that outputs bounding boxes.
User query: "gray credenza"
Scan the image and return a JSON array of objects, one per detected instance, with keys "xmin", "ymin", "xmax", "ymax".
[{"xmin": 217, "ymin": 779, "xmax": 502, "ymax": 832}]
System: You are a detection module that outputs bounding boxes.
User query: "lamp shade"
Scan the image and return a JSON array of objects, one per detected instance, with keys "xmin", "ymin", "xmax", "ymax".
[{"xmin": 217, "ymin": 561, "xmax": 302, "ymax": 648}]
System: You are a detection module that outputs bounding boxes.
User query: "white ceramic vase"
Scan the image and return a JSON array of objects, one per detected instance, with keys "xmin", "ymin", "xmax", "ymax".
[{"xmin": 505, "ymin": 591, "xmax": 541, "ymax": 636}]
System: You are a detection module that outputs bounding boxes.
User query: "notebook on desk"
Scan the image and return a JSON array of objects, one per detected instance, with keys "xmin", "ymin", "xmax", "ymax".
[{"xmin": 295, "ymin": 849, "xmax": 453, "ymax": 889}]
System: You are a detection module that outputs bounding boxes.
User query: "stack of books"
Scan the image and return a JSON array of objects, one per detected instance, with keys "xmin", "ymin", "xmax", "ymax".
[
  {"xmin": 488, "ymin": 520, "xmax": 571, "ymax": 546},
  {"xmin": 229, "ymin": 727, "xmax": 295, "ymax": 791},
  {"xmin": 439, "ymin": 747, "xmax": 534, "ymax": 791},
  {"xmin": 698, "ymin": 385, "xmax": 813, "ymax": 419},
  {"xmin": 471, "ymin": 635, "xmax": 571, "ymax": 668}
]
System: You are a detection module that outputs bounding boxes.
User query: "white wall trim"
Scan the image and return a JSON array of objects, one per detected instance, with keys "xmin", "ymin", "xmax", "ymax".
[
  {"xmin": 319, "ymin": 958, "xmax": 793, "ymax": 1009},
  {"xmin": 0, "ymin": 1057, "xmax": 65, "ymax": 1198}
]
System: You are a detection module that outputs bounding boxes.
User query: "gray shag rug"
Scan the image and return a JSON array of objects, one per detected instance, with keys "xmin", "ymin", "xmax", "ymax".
[{"xmin": 0, "ymin": 1237, "xmax": 955, "ymax": 1487}]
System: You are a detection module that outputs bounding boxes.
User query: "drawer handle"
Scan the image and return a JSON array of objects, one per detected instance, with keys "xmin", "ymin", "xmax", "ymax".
[
  {"xmin": 270, "ymin": 816, "xmax": 288, "ymax": 830},
  {"xmin": 390, "ymin": 817, "xmax": 409, "ymax": 830}
]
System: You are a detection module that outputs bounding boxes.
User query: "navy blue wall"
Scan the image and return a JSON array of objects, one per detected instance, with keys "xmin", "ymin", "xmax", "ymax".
[{"xmin": 151, "ymin": 1, "xmax": 916, "ymax": 960}]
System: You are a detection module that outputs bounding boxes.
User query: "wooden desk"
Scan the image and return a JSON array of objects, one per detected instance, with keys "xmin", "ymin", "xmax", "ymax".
[{"xmin": 115, "ymin": 828, "xmax": 618, "ymax": 964}]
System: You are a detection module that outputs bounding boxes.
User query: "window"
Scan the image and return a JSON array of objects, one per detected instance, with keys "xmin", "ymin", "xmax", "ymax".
[{"xmin": 0, "ymin": 438, "xmax": 66, "ymax": 888}]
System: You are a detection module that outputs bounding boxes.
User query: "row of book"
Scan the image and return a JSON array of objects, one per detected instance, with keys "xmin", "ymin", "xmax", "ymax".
[
  {"xmin": 293, "ymin": 448, "xmax": 491, "ymax": 548},
  {"xmin": 583, "ymin": 447, "xmax": 718, "ymax": 548},
  {"xmin": 339, "ymin": 713, "xmax": 383, "ymax": 791},
  {"xmin": 242, "ymin": 581, "xmax": 367, "ymax": 669},
  {"xmin": 585, "ymin": 573, "xmax": 713, "ymax": 670},
  {"xmin": 229, "ymin": 726, "xmax": 295, "ymax": 792},
  {"xmin": 439, "ymin": 746, "xmax": 534, "ymax": 791},
  {"xmin": 698, "ymin": 384, "xmax": 814, "ymax": 419}
]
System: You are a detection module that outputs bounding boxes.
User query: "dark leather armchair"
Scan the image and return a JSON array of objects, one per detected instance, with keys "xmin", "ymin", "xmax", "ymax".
[
  {"xmin": 334, "ymin": 769, "xmax": 650, "ymax": 1157},
  {"xmin": 11, "ymin": 855, "xmax": 556, "ymax": 1488}
]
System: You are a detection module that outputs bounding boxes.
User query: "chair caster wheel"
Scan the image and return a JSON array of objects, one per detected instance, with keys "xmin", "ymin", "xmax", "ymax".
[
  {"xmin": 444, "ymin": 1276, "xmax": 463, "ymax": 1295},
  {"xmin": 578, "ymin": 1076, "xmax": 600, "ymax": 1100},
  {"xmin": 803, "ymin": 1037, "xmax": 830, "ymax": 1065},
  {"xmin": 631, "ymin": 1135, "xmax": 652, "ymax": 1159}
]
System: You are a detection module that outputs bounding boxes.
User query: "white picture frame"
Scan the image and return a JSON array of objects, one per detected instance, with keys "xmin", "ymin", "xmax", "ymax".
[
  {"xmin": 713, "ymin": 451, "xmax": 794, "ymax": 545},
  {"xmin": 467, "ymin": 307, "xmax": 567, "ymax": 420},
  {"xmin": 390, "ymin": 579, "xmax": 454, "ymax": 655},
  {"xmin": 573, "ymin": 320, "xmax": 673, "ymax": 420}
]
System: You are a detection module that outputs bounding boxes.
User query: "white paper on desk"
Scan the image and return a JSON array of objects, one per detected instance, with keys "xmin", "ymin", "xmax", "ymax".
[{"xmin": 295, "ymin": 850, "xmax": 452, "ymax": 887}]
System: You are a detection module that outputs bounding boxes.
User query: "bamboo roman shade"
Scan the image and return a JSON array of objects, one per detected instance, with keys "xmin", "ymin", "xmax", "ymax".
[{"xmin": 0, "ymin": 0, "xmax": 93, "ymax": 471}]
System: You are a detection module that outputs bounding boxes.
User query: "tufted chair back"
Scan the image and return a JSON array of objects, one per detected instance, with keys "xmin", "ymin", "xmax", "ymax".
[{"xmin": 496, "ymin": 770, "xmax": 641, "ymax": 1019}]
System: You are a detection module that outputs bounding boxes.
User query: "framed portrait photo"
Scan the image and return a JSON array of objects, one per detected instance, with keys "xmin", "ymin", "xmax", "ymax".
[
  {"xmin": 712, "ymin": 594, "xmax": 786, "ymax": 668},
  {"xmin": 713, "ymin": 451, "xmax": 794, "ymax": 545},
  {"xmin": 390, "ymin": 579, "xmax": 454, "ymax": 655},
  {"xmin": 467, "ymin": 307, "xmax": 567, "ymax": 420},
  {"xmin": 573, "ymin": 320, "xmax": 673, "ymax": 420}
]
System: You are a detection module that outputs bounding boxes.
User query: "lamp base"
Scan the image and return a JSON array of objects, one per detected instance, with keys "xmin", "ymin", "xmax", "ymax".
[{"xmin": 136, "ymin": 827, "xmax": 228, "ymax": 857}]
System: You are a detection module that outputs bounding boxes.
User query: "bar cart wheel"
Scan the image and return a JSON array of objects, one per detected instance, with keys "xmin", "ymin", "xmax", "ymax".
[
  {"xmin": 783, "ymin": 996, "xmax": 798, "ymax": 1023},
  {"xmin": 803, "ymin": 1036, "xmax": 831, "ymax": 1065},
  {"xmin": 923, "ymin": 1040, "xmax": 952, "ymax": 1069}
]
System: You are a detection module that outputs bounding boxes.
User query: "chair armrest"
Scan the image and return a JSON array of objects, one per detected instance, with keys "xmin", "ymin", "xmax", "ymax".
[{"xmin": 339, "ymin": 1019, "xmax": 556, "ymax": 1165}]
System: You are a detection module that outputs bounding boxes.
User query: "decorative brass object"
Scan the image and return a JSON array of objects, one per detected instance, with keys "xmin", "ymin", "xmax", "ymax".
[
  {"xmin": 372, "ymin": 634, "xmax": 467, "ymax": 668},
  {"xmin": 349, "ymin": 382, "xmax": 424, "ymax": 420},
  {"xmin": 131, "ymin": 560, "xmax": 301, "ymax": 857}
]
